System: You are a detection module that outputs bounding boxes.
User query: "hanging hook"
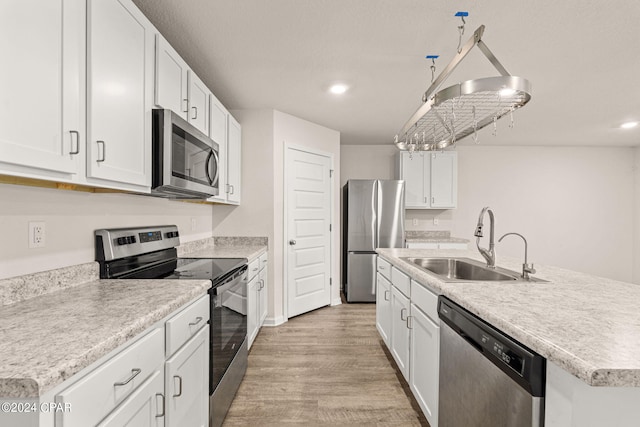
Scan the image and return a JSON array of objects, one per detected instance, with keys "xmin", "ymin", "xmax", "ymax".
[
  {"xmin": 426, "ymin": 55, "xmax": 439, "ymax": 83},
  {"xmin": 455, "ymin": 12, "xmax": 469, "ymax": 54}
]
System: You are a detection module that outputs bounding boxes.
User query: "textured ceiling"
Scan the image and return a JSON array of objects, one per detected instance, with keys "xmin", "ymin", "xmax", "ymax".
[{"xmin": 132, "ymin": 0, "xmax": 640, "ymax": 146}]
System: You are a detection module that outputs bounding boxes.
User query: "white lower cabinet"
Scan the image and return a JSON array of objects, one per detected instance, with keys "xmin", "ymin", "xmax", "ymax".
[
  {"xmin": 409, "ymin": 302, "xmax": 440, "ymax": 427},
  {"xmin": 54, "ymin": 295, "xmax": 209, "ymax": 427},
  {"xmin": 376, "ymin": 256, "xmax": 441, "ymax": 427},
  {"xmin": 97, "ymin": 370, "xmax": 164, "ymax": 427},
  {"xmin": 247, "ymin": 273, "xmax": 259, "ymax": 347},
  {"xmin": 248, "ymin": 252, "xmax": 268, "ymax": 348},
  {"xmin": 390, "ymin": 285, "xmax": 411, "ymax": 380},
  {"xmin": 375, "ymin": 272, "xmax": 392, "ymax": 346},
  {"xmin": 165, "ymin": 326, "xmax": 209, "ymax": 427}
]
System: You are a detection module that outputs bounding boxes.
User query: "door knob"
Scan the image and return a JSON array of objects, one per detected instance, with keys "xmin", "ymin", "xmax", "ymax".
[{"xmin": 289, "ymin": 240, "xmax": 297, "ymax": 245}]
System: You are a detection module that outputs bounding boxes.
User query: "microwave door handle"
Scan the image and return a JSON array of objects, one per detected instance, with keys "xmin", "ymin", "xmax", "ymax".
[
  {"xmin": 211, "ymin": 149, "xmax": 219, "ymax": 186},
  {"xmin": 205, "ymin": 150, "xmax": 214, "ymax": 184}
]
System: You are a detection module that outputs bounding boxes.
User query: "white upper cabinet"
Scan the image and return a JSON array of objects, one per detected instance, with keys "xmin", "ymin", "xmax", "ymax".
[
  {"xmin": 0, "ymin": 0, "xmax": 84, "ymax": 176},
  {"xmin": 155, "ymin": 35, "xmax": 189, "ymax": 120},
  {"xmin": 86, "ymin": 0, "xmax": 154, "ymax": 189},
  {"xmin": 187, "ymin": 71, "xmax": 210, "ymax": 135},
  {"xmin": 397, "ymin": 151, "xmax": 457, "ymax": 209},
  {"xmin": 226, "ymin": 115, "xmax": 242, "ymax": 204},
  {"xmin": 208, "ymin": 93, "xmax": 228, "ymax": 203}
]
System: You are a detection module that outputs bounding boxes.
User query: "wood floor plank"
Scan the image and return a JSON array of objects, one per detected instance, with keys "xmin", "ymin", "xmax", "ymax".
[{"xmin": 223, "ymin": 303, "xmax": 429, "ymax": 426}]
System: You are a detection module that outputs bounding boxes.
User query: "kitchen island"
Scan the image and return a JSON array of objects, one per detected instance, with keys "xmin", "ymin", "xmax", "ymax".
[{"xmin": 377, "ymin": 248, "xmax": 640, "ymax": 427}]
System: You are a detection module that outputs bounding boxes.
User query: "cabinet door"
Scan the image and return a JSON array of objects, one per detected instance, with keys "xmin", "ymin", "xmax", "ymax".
[
  {"xmin": 399, "ymin": 152, "xmax": 428, "ymax": 208},
  {"xmin": 87, "ymin": 0, "xmax": 153, "ymax": 188},
  {"xmin": 390, "ymin": 286, "xmax": 411, "ymax": 380},
  {"xmin": 155, "ymin": 34, "xmax": 189, "ymax": 119},
  {"xmin": 187, "ymin": 71, "xmax": 210, "ymax": 135},
  {"xmin": 430, "ymin": 151, "xmax": 457, "ymax": 208},
  {"xmin": 0, "ymin": 0, "xmax": 82, "ymax": 175},
  {"xmin": 409, "ymin": 304, "xmax": 440, "ymax": 427},
  {"xmin": 375, "ymin": 273, "xmax": 392, "ymax": 346},
  {"xmin": 97, "ymin": 370, "xmax": 164, "ymax": 427},
  {"xmin": 165, "ymin": 326, "xmax": 209, "ymax": 427},
  {"xmin": 247, "ymin": 275, "xmax": 259, "ymax": 348},
  {"xmin": 226, "ymin": 115, "xmax": 242, "ymax": 204},
  {"xmin": 259, "ymin": 266, "xmax": 268, "ymax": 326},
  {"xmin": 207, "ymin": 94, "xmax": 228, "ymax": 202}
]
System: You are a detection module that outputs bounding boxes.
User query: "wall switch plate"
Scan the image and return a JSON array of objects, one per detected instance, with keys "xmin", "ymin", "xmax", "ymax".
[
  {"xmin": 433, "ymin": 218, "xmax": 439, "ymax": 226},
  {"xmin": 412, "ymin": 218, "xmax": 419, "ymax": 226},
  {"xmin": 28, "ymin": 221, "xmax": 45, "ymax": 248}
]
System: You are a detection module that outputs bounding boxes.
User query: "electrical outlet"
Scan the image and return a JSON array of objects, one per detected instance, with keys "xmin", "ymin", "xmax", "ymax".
[
  {"xmin": 29, "ymin": 221, "xmax": 46, "ymax": 248},
  {"xmin": 412, "ymin": 218, "xmax": 419, "ymax": 226},
  {"xmin": 433, "ymin": 218, "xmax": 439, "ymax": 226}
]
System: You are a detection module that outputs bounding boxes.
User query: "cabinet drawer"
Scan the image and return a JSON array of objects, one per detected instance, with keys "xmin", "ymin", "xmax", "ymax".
[
  {"xmin": 377, "ymin": 257, "xmax": 391, "ymax": 280},
  {"xmin": 248, "ymin": 258, "xmax": 260, "ymax": 279},
  {"xmin": 391, "ymin": 266, "xmax": 410, "ymax": 297},
  {"xmin": 259, "ymin": 252, "xmax": 268, "ymax": 270},
  {"xmin": 411, "ymin": 280, "xmax": 439, "ymax": 324},
  {"xmin": 166, "ymin": 295, "xmax": 209, "ymax": 357},
  {"xmin": 56, "ymin": 328, "xmax": 164, "ymax": 427}
]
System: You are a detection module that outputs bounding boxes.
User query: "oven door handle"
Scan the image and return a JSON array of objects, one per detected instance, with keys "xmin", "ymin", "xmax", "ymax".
[{"xmin": 205, "ymin": 149, "xmax": 219, "ymax": 186}]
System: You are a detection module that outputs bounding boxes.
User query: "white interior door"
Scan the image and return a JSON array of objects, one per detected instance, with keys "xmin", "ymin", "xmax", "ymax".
[{"xmin": 286, "ymin": 147, "xmax": 332, "ymax": 318}]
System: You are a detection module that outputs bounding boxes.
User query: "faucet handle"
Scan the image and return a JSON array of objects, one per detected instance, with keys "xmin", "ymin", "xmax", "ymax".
[{"xmin": 524, "ymin": 263, "xmax": 536, "ymax": 274}]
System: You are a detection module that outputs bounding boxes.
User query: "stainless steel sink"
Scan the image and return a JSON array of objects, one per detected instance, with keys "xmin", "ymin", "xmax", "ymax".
[{"xmin": 401, "ymin": 257, "xmax": 544, "ymax": 282}]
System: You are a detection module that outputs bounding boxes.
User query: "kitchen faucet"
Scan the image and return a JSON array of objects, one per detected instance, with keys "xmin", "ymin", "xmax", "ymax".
[
  {"xmin": 474, "ymin": 207, "xmax": 496, "ymax": 268},
  {"xmin": 498, "ymin": 232, "xmax": 536, "ymax": 280}
]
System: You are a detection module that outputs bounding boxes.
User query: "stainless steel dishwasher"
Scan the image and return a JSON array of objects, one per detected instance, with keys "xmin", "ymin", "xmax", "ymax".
[{"xmin": 438, "ymin": 296, "xmax": 546, "ymax": 427}]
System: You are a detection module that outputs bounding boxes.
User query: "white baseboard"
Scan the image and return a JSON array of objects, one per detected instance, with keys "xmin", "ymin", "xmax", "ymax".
[
  {"xmin": 263, "ymin": 315, "xmax": 286, "ymax": 327},
  {"xmin": 331, "ymin": 297, "xmax": 342, "ymax": 306}
]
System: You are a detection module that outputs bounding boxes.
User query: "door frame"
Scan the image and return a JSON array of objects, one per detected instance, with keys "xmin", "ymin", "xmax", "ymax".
[{"xmin": 283, "ymin": 143, "xmax": 335, "ymax": 321}]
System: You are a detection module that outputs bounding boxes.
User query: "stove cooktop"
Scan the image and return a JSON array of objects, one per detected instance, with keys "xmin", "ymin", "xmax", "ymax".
[{"xmin": 164, "ymin": 257, "xmax": 248, "ymax": 284}]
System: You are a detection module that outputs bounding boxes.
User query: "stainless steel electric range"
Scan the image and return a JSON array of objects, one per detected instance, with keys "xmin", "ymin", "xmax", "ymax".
[{"xmin": 95, "ymin": 225, "xmax": 247, "ymax": 427}]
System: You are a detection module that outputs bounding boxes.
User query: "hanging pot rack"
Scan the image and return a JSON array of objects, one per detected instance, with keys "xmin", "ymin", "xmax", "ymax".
[{"xmin": 394, "ymin": 25, "xmax": 532, "ymax": 151}]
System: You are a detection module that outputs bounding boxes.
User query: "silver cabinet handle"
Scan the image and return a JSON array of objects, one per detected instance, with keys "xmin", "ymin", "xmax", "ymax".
[
  {"xmin": 400, "ymin": 308, "xmax": 407, "ymax": 321},
  {"xmin": 69, "ymin": 130, "xmax": 80, "ymax": 155},
  {"xmin": 189, "ymin": 316, "xmax": 203, "ymax": 326},
  {"xmin": 229, "ymin": 184, "xmax": 234, "ymax": 195},
  {"xmin": 226, "ymin": 184, "xmax": 231, "ymax": 194},
  {"xmin": 155, "ymin": 393, "xmax": 165, "ymax": 418},
  {"xmin": 192, "ymin": 106, "xmax": 198, "ymax": 120},
  {"xmin": 173, "ymin": 375, "xmax": 183, "ymax": 397},
  {"xmin": 289, "ymin": 240, "xmax": 297, "ymax": 245},
  {"xmin": 384, "ymin": 290, "xmax": 390, "ymax": 301},
  {"xmin": 114, "ymin": 368, "xmax": 141, "ymax": 386},
  {"xmin": 259, "ymin": 280, "xmax": 265, "ymax": 290},
  {"xmin": 432, "ymin": 197, "xmax": 435, "ymax": 204},
  {"xmin": 407, "ymin": 315, "xmax": 413, "ymax": 329},
  {"xmin": 183, "ymin": 99, "xmax": 189, "ymax": 113},
  {"xmin": 96, "ymin": 140, "xmax": 105, "ymax": 162},
  {"xmin": 424, "ymin": 197, "xmax": 427, "ymax": 203}
]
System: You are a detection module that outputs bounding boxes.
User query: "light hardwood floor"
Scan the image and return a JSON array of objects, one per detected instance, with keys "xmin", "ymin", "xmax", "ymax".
[{"xmin": 223, "ymin": 302, "xmax": 429, "ymax": 426}]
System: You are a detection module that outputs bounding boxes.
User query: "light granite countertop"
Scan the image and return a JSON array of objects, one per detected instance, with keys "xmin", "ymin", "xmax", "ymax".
[
  {"xmin": 0, "ymin": 278, "xmax": 210, "ymax": 398},
  {"xmin": 376, "ymin": 248, "xmax": 640, "ymax": 388}
]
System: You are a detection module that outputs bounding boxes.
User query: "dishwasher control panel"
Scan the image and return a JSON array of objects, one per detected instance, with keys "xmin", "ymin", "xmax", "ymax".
[{"xmin": 482, "ymin": 333, "xmax": 524, "ymax": 375}]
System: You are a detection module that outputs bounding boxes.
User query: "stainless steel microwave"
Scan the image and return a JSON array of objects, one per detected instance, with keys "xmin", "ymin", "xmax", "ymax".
[{"xmin": 152, "ymin": 109, "xmax": 219, "ymax": 199}]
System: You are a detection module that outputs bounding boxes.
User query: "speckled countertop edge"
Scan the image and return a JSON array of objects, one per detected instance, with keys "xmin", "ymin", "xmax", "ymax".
[
  {"xmin": 180, "ymin": 236, "xmax": 268, "ymax": 261},
  {"xmin": 376, "ymin": 248, "xmax": 640, "ymax": 387},
  {"xmin": 0, "ymin": 279, "xmax": 210, "ymax": 398}
]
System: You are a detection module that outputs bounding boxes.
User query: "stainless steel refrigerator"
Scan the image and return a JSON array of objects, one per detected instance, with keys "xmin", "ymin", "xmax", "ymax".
[{"xmin": 342, "ymin": 180, "xmax": 405, "ymax": 302}]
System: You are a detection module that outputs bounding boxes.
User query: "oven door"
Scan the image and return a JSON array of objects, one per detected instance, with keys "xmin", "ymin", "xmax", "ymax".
[
  {"xmin": 152, "ymin": 109, "xmax": 219, "ymax": 198},
  {"xmin": 209, "ymin": 270, "xmax": 247, "ymax": 394}
]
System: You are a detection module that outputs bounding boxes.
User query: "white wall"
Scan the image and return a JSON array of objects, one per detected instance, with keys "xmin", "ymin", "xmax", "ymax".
[
  {"xmin": 341, "ymin": 145, "xmax": 636, "ymax": 283},
  {"xmin": 0, "ymin": 184, "xmax": 213, "ymax": 279},
  {"xmin": 212, "ymin": 109, "xmax": 341, "ymax": 323}
]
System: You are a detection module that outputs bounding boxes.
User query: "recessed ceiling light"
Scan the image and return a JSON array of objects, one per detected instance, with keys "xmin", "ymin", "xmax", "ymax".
[
  {"xmin": 499, "ymin": 88, "xmax": 516, "ymax": 97},
  {"xmin": 329, "ymin": 84, "xmax": 348, "ymax": 95},
  {"xmin": 621, "ymin": 121, "xmax": 638, "ymax": 129}
]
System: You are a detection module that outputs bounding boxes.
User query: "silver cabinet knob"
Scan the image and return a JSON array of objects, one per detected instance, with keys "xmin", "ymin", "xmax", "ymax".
[{"xmin": 289, "ymin": 240, "xmax": 297, "ymax": 245}]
